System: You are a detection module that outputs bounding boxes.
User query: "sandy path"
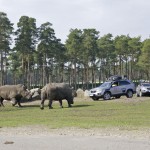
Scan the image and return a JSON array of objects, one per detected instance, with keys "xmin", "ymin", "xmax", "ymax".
[{"xmin": 0, "ymin": 126, "xmax": 150, "ymax": 150}]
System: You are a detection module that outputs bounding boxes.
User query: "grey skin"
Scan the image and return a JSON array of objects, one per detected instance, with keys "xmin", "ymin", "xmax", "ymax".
[
  {"xmin": 40, "ymin": 83, "xmax": 74, "ymax": 109},
  {"xmin": 0, "ymin": 84, "xmax": 32, "ymax": 107}
]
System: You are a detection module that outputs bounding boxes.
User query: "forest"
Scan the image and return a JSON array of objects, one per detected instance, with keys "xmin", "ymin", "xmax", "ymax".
[{"xmin": 0, "ymin": 12, "xmax": 150, "ymax": 89}]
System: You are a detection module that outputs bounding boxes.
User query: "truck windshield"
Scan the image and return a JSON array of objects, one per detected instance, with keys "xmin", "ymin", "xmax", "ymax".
[
  {"xmin": 100, "ymin": 82, "xmax": 111, "ymax": 88},
  {"xmin": 142, "ymin": 83, "xmax": 150, "ymax": 87}
]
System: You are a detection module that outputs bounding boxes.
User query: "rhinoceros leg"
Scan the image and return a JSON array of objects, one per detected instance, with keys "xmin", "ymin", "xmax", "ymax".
[
  {"xmin": 1, "ymin": 100, "xmax": 4, "ymax": 107},
  {"xmin": 0, "ymin": 98, "xmax": 4, "ymax": 107},
  {"xmin": 15, "ymin": 96, "xmax": 23, "ymax": 107},
  {"xmin": 68, "ymin": 104, "xmax": 72, "ymax": 107},
  {"xmin": 40, "ymin": 99, "xmax": 45, "ymax": 110},
  {"xmin": 11, "ymin": 98, "xmax": 17, "ymax": 106},
  {"xmin": 40, "ymin": 98, "xmax": 45, "ymax": 109},
  {"xmin": 48, "ymin": 100, "xmax": 53, "ymax": 109},
  {"xmin": 67, "ymin": 100, "xmax": 72, "ymax": 108},
  {"xmin": 59, "ymin": 100, "xmax": 63, "ymax": 108},
  {"xmin": 17, "ymin": 100, "xmax": 22, "ymax": 107}
]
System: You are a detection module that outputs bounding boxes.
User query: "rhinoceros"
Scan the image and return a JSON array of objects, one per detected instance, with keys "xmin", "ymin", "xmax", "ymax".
[
  {"xmin": 40, "ymin": 83, "xmax": 74, "ymax": 109},
  {"xmin": 0, "ymin": 84, "xmax": 32, "ymax": 107},
  {"xmin": 30, "ymin": 88, "xmax": 41, "ymax": 98}
]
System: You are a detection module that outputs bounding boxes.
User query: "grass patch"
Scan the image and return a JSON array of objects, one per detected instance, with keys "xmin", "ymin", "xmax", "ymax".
[{"xmin": 0, "ymin": 98, "xmax": 150, "ymax": 130}]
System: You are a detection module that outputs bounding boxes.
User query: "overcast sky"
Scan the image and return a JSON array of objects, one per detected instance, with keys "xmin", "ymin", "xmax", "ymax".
[{"xmin": 0, "ymin": 0, "xmax": 150, "ymax": 43}]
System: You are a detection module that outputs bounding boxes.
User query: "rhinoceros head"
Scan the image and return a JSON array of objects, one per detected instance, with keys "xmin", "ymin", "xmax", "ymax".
[
  {"xmin": 18, "ymin": 85, "xmax": 32, "ymax": 100},
  {"xmin": 25, "ymin": 89, "xmax": 32, "ymax": 100}
]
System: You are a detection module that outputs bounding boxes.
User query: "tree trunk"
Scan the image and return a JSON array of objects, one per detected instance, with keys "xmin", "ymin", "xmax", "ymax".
[
  {"xmin": 27, "ymin": 56, "xmax": 30, "ymax": 89},
  {"xmin": 0, "ymin": 51, "xmax": 4, "ymax": 85},
  {"xmin": 74, "ymin": 62, "xmax": 77, "ymax": 90},
  {"xmin": 119, "ymin": 56, "xmax": 122, "ymax": 75},
  {"xmin": 43, "ymin": 53, "xmax": 47, "ymax": 85}
]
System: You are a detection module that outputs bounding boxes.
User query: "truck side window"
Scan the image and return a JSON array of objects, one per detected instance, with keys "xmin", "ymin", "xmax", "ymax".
[{"xmin": 112, "ymin": 82, "xmax": 118, "ymax": 87}]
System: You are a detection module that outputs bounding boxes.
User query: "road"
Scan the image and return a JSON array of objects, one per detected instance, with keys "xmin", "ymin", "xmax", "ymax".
[{"xmin": 0, "ymin": 134, "xmax": 150, "ymax": 150}]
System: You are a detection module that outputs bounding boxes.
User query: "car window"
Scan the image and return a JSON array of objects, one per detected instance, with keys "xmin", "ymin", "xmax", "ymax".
[
  {"xmin": 119, "ymin": 81, "xmax": 130, "ymax": 86},
  {"xmin": 100, "ymin": 82, "xmax": 111, "ymax": 88},
  {"xmin": 112, "ymin": 81, "xmax": 119, "ymax": 87},
  {"xmin": 142, "ymin": 83, "xmax": 150, "ymax": 87}
]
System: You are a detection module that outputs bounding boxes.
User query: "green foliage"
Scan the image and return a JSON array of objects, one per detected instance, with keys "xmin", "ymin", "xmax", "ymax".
[
  {"xmin": 0, "ymin": 12, "xmax": 14, "ymax": 48},
  {"xmin": 0, "ymin": 12, "xmax": 13, "ymax": 85},
  {"xmin": 36, "ymin": 22, "xmax": 67, "ymax": 84},
  {"xmin": 65, "ymin": 28, "xmax": 82, "ymax": 62},
  {"xmin": 15, "ymin": 16, "xmax": 37, "ymax": 54},
  {"xmin": 0, "ymin": 11, "xmax": 150, "ymax": 86},
  {"xmin": 97, "ymin": 33, "xmax": 116, "ymax": 76},
  {"xmin": 37, "ymin": 22, "xmax": 56, "ymax": 55},
  {"xmin": 138, "ymin": 39, "xmax": 150, "ymax": 78},
  {"xmin": 114, "ymin": 35, "xmax": 130, "ymax": 59},
  {"xmin": 97, "ymin": 33, "xmax": 115, "ymax": 57},
  {"xmin": 13, "ymin": 16, "xmax": 37, "ymax": 71},
  {"xmin": 128, "ymin": 36, "xmax": 141, "ymax": 56},
  {"xmin": 81, "ymin": 29, "xmax": 99, "ymax": 64}
]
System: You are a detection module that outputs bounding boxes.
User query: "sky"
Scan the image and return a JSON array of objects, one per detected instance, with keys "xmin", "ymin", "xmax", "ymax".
[{"xmin": 0, "ymin": 0, "xmax": 150, "ymax": 43}]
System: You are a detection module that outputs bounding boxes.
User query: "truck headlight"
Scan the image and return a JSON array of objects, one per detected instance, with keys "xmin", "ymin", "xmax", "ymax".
[{"xmin": 97, "ymin": 89, "xmax": 102, "ymax": 93}]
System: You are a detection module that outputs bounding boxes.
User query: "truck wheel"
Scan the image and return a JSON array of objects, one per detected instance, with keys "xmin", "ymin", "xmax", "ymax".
[
  {"xmin": 103, "ymin": 92, "xmax": 111, "ymax": 100},
  {"xmin": 126, "ymin": 90, "xmax": 133, "ymax": 98}
]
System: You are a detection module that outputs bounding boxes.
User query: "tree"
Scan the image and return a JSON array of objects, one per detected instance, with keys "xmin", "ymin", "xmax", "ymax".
[
  {"xmin": 138, "ymin": 39, "xmax": 150, "ymax": 80},
  {"xmin": 65, "ymin": 28, "xmax": 83, "ymax": 88},
  {"xmin": 81, "ymin": 29, "xmax": 99, "ymax": 89},
  {"xmin": 0, "ymin": 12, "xmax": 13, "ymax": 85},
  {"xmin": 37, "ymin": 22, "xmax": 57, "ymax": 85},
  {"xmin": 52, "ymin": 39, "xmax": 67, "ymax": 83},
  {"xmin": 128, "ymin": 36, "xmax": 141, "ymax": 79},
  {"xmin": 13, "ymin": 16, "xmax": 37, "ymax": 87},
  {"xmin": 97, "ymin": 33, "xmax": 116, "ymax": 81},
  {"xmin": 114, "ymin": 35, "xmax": 130, "ymax": 76}
]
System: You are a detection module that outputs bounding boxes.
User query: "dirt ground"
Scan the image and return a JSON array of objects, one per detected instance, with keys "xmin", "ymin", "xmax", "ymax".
[
  {"xmin": 0, "ymin": 125, "xmax": 150, "ymax": 140},
  {"xmin": 0, "ymin": 124, "xmax": 150, "ymax": 150}
]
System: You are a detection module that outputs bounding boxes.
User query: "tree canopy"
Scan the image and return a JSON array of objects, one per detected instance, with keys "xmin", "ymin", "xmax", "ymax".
[{"xmin": 0, "ymin": 11, "xmax": 149, "ymax": 88}]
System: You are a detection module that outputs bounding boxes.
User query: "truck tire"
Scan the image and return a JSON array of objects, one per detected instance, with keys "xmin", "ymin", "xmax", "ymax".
[
  {"xmin": 126, "ymin": 90, "xmax": 133, "ymax": 98},
  {"xmin": 103, "ymin": 92, "xmax": 111, "ymax": 100}
]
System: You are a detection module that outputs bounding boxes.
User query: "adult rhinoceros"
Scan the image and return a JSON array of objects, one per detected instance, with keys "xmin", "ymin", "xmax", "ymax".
[
  {"xmin": 0, "ymin": 84, "xmax": 32, "ymax": 107},
  {"xmin": 40, "ymin": 83, "xmax": 74, "ymax": 109}
]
